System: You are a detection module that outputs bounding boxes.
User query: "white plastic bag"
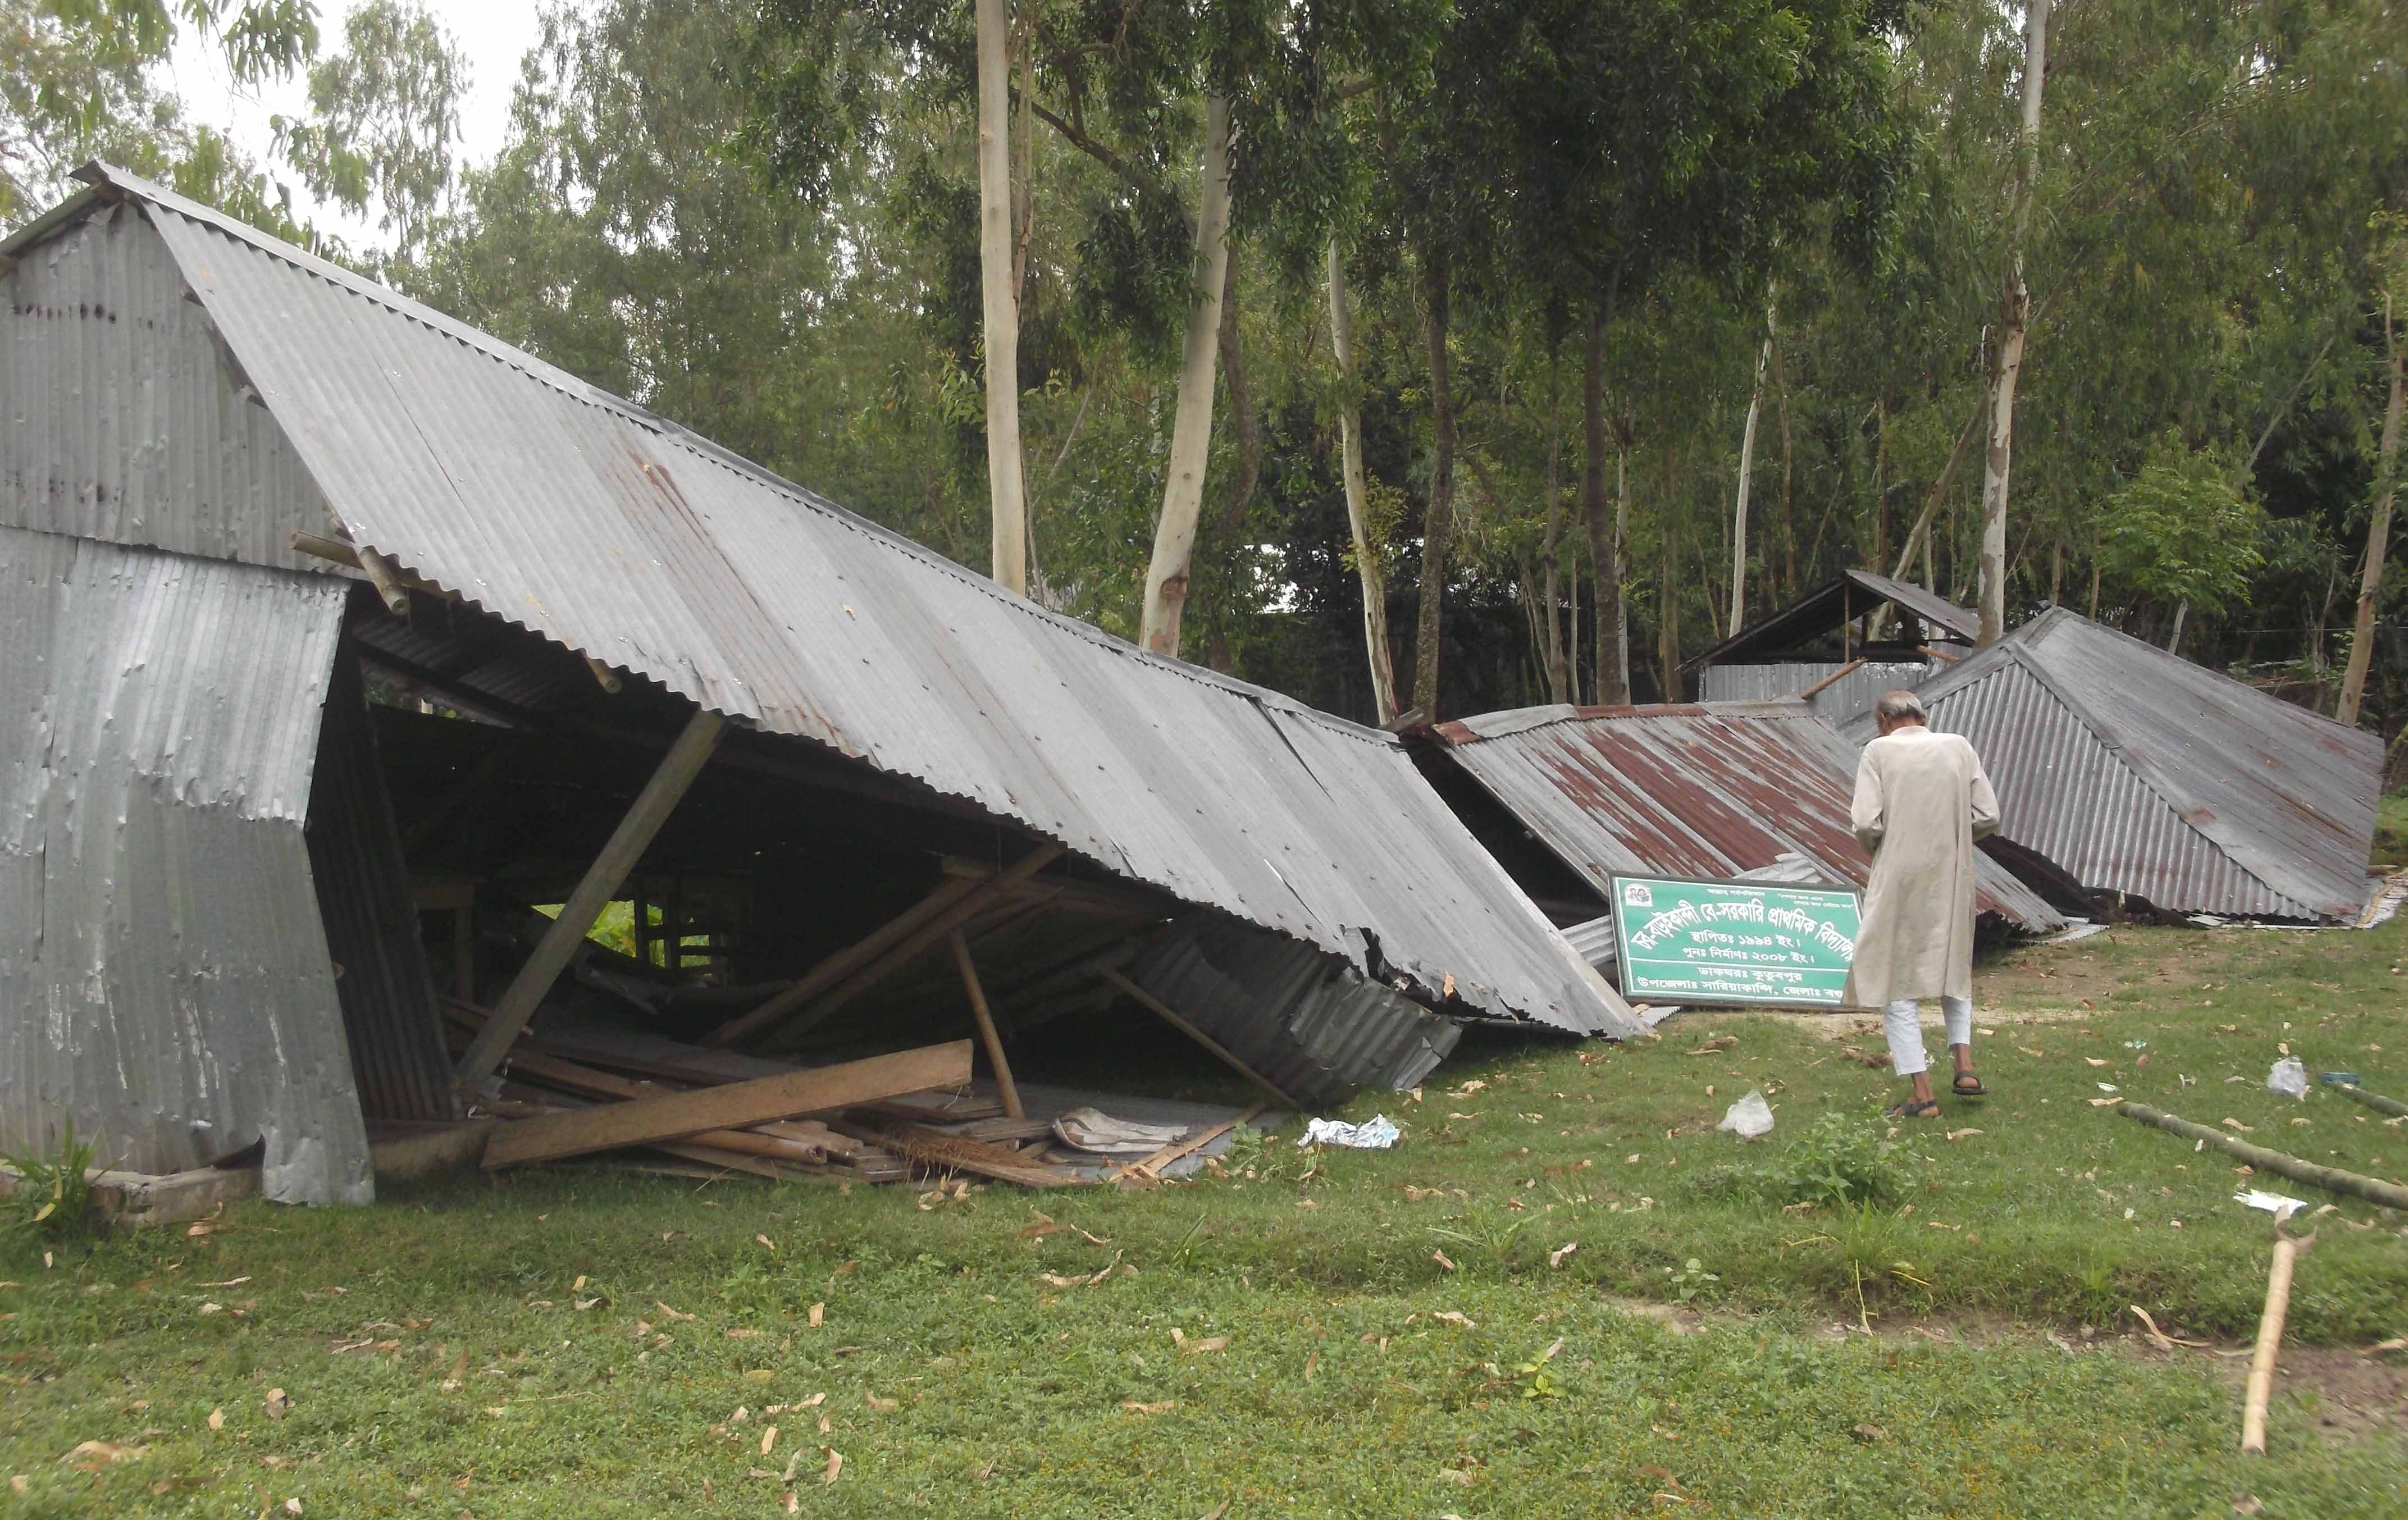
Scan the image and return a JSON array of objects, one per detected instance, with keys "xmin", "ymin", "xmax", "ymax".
[
  {"xmin": 2267, "ymin": 1058, "xmax": 2308, "ymax": 1100},
  {"xmin": 1297, "ymin": 1115, "xmax": 1400, "ymax": 1150},
  {"xmin": 1716, "ymin": 1089, "xmax": 1775, "ymax": 1139}
]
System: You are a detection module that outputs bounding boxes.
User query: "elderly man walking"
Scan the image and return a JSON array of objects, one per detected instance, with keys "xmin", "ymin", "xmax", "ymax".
[{"xmin": 1841, "ymin": 690, "xmax": 2002, "ymax": 1119}]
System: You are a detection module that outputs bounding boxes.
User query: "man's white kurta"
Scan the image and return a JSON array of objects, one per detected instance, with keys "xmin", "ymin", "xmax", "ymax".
[{"xmin": 1840, "ymin": 726, "xmax": 2001, "ymax": 1008}]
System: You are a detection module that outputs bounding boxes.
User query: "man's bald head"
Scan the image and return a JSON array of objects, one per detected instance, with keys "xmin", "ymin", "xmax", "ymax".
[{"xmin": 1873, "ymin": 689, "xmax": 1927, "ymax": 736}]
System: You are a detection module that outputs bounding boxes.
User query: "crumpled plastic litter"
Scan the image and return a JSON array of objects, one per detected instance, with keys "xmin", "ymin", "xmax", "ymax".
[
  {"xmin": 2233, "ymin": 1189, "xmax": 2306, "ymax": 1222},
  {"xmin": 2267, "ymin": 1058, "xmax": 2308, "ymax": 1099},
  {"xmin": 1297, "ymin": 1115, "xmax": 1400, "ymax": 1149},
  {"xmin": 1716, "ymin": 1089, "xmax": 1775, "ymax": 1139}
]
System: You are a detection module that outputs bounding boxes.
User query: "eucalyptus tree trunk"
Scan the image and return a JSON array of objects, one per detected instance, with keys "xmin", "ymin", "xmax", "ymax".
[
  {"xmin": 1771, "ymin": 313, "xmax": 1795, "ymax": 599},
  {"xmin": 1139, "ymin": 97, "xmax": 1235, "ymax": 657},
  {"xmin": 974, "ymin": 0, "xmax": 1027, "ymax": 594},
  {"xmin": 1325, "ymin": 243, "xmax": 1400, "ymax": 724},
  {"xmin": 1657, "ymin": 495, "xmax": 1684, "ymax": 701},
  {"xmin": 1540, "ymin": 342, "xmax": 1568, "ymax": 705},
  {"xmin": 1583, "ymin": 301, "xmax": 1631, "ymax": 704},
  {"xmin": 2336, "ymin": 294, "xmax": 2403, "ymax": 728},
  {"xmin": 1977, "ymin": 0, "xmax": 2050, "ymax": 646},
  {"xmin": 1411, "ymin": 244, "xmax": 1456, "ymax": 715},
  {"xmin": 1614, "ymin": 448, "xmax": 1631, "ymax": 703},
  {"xmin": 1729, "ymin": 330, "xmax": 1772, "ymax": 637}
]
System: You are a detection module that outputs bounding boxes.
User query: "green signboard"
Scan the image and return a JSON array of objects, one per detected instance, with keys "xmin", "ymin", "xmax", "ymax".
[{"xmin": 1608, "ymin": 875, "xmax": 1862, "ymax": 1008}]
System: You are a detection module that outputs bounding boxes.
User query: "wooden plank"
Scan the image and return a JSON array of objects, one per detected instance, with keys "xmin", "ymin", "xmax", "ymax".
[
  {"xmin": 1096, "ymin": 967, "xmax": 1300, "ymax": 1108},
  {"xmin": 1110, "ymin": 1104, "xmax": 1263, "ymax": 1183},
  {"xmin": 838, "ymin": 1118, "xmax": 1090, "ymax": 1188},
  {"xmin": 756, "ymin": 843, "xmax": 1067, "ymax": 1048},
  {"xmin": 951, "ymin": 930, "xmax": 1023, "ymax": 1119},
  {"xmin": 703, "ymin": 874, "xmax": 986, "ymax": 1047},
  {"xmin": 481, "ymin": 1040, "xmax": 972, "ymax": 1170},
  {"xmin": 453, "ymin": 708, "xmax": 726, "ymax": 1091}
]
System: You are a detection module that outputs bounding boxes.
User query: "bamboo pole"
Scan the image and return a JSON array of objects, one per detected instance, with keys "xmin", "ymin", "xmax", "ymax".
[
  {"xmin": 951, "ymin": 930, "xmax": 1023, "ymax": 1120},
  {"xmin": 2114, "ymin": 1103, "xmax": 2408, "ymax": 1210},
  {"xmin": 2331, "ymin": 1083, "xmax": 2408, "ymax": 1120},
  {"xmin": 2241, "ymin": 1231, "xmax": 2313, "ymax": 1454}
]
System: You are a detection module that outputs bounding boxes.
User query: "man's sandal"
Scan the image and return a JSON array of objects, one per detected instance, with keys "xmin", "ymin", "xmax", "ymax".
[
  {"xmin": 1952, "ymin": 1073, "xmax": 1989, "ymax": 1098},
  {"xmin": 1883, "ymin": 1098, "xmax": 1942, "ymax": 1120}
]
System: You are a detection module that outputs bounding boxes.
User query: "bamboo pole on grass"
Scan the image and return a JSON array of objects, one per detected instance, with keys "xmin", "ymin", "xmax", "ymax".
[{"xmin": 2114, "ymin": 1103, "xmax": 2408, "ymax": 1210}]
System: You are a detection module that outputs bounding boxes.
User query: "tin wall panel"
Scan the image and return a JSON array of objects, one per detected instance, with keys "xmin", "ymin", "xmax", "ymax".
[
  {"xmin": 0, "ymin": 203, "xmax": 335, "ymax": 572},
  {"xmin": 0, "ymin": 525, "xmax": 371, "ymax": 1201}
]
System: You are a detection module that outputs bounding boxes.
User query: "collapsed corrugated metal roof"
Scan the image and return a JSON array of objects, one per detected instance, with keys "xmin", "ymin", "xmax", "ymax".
[
  {"xmin": 4, "ymin": 165, "xmax": 1633, "ymax": 1039},
  {"xmin": 1845, "ymin": 609, "xmax": 2384, "ymax": 921},
  {"xmin": 1125, "ymin": 920, "xmax": 1463, "ymax": 1107},
  {"xmin": 1688, "ymin": 570, "xmax": 1980, "ymax": 674},
  {"xmin": 0, "ymin": 525, "xmax": 375, "ymax": 1203},
  {"xmin": 1422, "ymin": 701, "xmax": 2064, "ymax": 933}
]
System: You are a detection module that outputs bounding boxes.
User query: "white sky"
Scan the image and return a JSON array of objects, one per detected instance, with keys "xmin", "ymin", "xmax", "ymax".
[{"xmin": 166, "ymin": 0, "xmax": 549, "ymax": 245}]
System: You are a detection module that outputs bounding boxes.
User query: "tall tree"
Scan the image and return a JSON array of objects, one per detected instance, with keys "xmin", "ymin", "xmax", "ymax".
[
  {"xmin": 1138, "ymin": 95, "xmax": 1233, "ymax": 652},
  {"xmin": 972, "ymin": 0, "xmax": 1027, "ymax": 591},
  {"xmin": 1976, "ymin": 0, "xmax": 2050, "ymax": 646}
]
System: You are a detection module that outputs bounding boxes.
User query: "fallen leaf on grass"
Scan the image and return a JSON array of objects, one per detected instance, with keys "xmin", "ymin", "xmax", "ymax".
[
  {"xmin": 1432, "ymin": 1250, "xmax": 1458, "ymax": 1273},
  {"xmin": 864, "ymin": 1393, "xmax": 898, "ymax": 1412},
  {"xmin": 761, "ymin": 1425, "xmax": 778, "ymax": 1456},
  {"xmin": 61, "ymin": 1441, "xmax": 147, "ymax": 1472},
  {"xmin": 263, "ymin": 1389, "xmax": 291, "ymax": 1421},
  {"xmin": 1945, "ymin": 1129, "xmax": 1983, "ymax": 1142},
  {"xmin": 2223, "ymin": 1119, "xmax": 2254, "ymax": 1133},
  {"xmin": 1180, "ymin": 1335, "xmax": 1228, "ymax": 1355},
  {"xmin": 820, "ymin": 1448, "xmax": 842, "ymax": 1486},
  {"xmin": 783, "ymin": 1495, "xmax": 799, "ymax": 1515},
  {"xmin": 1549, "ymin": 1242, "xmax": 1579, "ymax": 1269},
  {"xmin": 2361, "ymin": 1338, "xmax": 2407, "ymax": 1357},
  {"xmin": 285, "ymin": 1499, "xmax": 302, "ymax": 1515},
  {"xmin": 206, "ymin": 1407, "xmax": 224, "ymax": 1430},
  {"xmin": 1849, "ymin": 1423, "xmax": 1888, "ymax": 1444},
  {"xmin": 1120, "ymin": 1400, "xmax": 1177, "ymax": 1415},
  {"xmin": 654, "ymin": 1300, "xmax": 695, "ymax": 1322},
  {"xmin": 2232, "ymin": 1495, "xmax": 2263, "ymax": 1515},
  {"xmin": 1431, "ymin": 1311, "xmax": 1477, "ymax": 1329}
]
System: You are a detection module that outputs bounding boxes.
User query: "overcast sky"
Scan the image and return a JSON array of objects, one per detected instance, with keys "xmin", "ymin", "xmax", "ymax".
[{"xmin": 167, "ymin": 0, "xmax": 547, "ymax": 244}]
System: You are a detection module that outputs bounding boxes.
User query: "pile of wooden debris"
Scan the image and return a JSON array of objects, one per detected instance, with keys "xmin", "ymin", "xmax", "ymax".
[{"xmin": 446, "ymin": 1003, "xmax": 1261, "ymax": 1188}]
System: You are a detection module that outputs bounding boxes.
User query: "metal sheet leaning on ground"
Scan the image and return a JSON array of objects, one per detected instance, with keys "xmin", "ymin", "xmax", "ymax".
[{"xmin": 1609, "ymin": 875, "xmax": 1862, "ymax": 1008}]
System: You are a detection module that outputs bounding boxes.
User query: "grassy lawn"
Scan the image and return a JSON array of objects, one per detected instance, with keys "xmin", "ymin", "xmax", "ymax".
[{"xmin": 4, "ymin": 916, "xmax": 2405, "ymax": 1517}]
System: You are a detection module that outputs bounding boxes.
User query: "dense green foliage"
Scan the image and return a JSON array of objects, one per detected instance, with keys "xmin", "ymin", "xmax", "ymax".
[{"xmin": 4, "ymin": 1, "xmax": 2405, "ymax": 736}]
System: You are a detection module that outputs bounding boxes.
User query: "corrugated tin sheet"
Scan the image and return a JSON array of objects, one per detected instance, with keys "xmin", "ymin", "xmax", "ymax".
[
  {"xmin": 4, "ymin": 166, "xmax": 1632, "ymax": 1039},
  {"xmin": 307, "ymin": 648, "xmax": 459, "ymax": 1122},
  {"xmin": 0, "ymin": 524, "xmax": 372, "ymax": 1202},
  {"xmin": 1699, "ymin": 659, "xmax": 1931, "ymax": 728},
  {"xmin": 1428, "ymin": 701, "xmax": 2063, "ymax": 933},
  {"xmin": 1127, "ymin": 919, "xmax": 1462, "ymax": 1107},
  {"xmin": 1866, "ymin": 609, "xmax": 2383, "ymax": 921},
  {"xmin": 1689, "ymin": 570, "xmax": 1980, "ymax": 672},
  {"xmin": 0, "ymin": 201, "xmax": 334, "ymax": 573}
]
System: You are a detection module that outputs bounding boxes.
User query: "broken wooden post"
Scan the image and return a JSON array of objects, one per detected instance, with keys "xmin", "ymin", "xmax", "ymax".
[
  {"xmin": 2241, "ymin": 1228, "xmax": 2313, "ymax": 1454},
  {"xmin": 1096, "ymin": 966, "xmax": 1298, "ymax": 1108},
  {"xmin": 951, "ymin": 929, "xmax": 1023, "ymax": 1119},
  {"xmin": 453, "ymin": 708, "xmax": 726, "ymax": 1092}
]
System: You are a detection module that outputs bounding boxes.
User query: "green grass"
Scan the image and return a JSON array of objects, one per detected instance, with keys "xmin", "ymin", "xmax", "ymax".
[
  {"xmin": 4, "ymin": 918, "xmax": 2405, "ymax": 1516},
  {"xmin": 2376, "ymin": 791, "xmax": 2408, "ymax": 866}
]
